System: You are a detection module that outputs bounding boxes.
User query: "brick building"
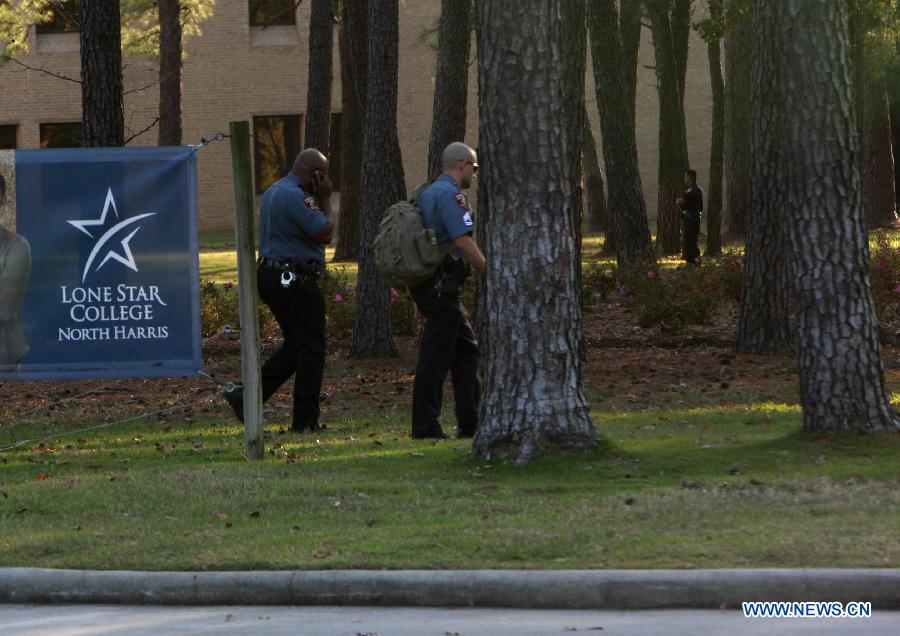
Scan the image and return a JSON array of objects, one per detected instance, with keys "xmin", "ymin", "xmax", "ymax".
[{"xmin": 0, "ymin": 0, "xmax": 713, "ymax": 232}]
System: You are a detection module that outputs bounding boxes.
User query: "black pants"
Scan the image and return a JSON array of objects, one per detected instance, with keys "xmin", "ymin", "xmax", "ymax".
[
  {"xmin": 682, "ymin": 213, "xmax": 701, "ymax": 264},
  {"xmin": 409, "ymin": 277, "xmax": 479, "ymax": 437},
  {"xmin": 257, "ymin": 265, "xmax": 326, "ymax": 431}
]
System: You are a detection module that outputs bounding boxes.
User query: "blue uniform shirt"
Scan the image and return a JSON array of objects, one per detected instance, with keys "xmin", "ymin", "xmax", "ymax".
[
  {"xmin": 417, "ymin": 174, "xmax": 474, "ymax": 246},
  {"xmin": 258, "ymin": 173, "xmax": 328, "ymax": 263}
]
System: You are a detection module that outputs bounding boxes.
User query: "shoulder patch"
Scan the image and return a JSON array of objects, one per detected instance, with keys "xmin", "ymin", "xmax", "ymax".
[
  {"xmin": 462, "ymin": 211, "xmax": 474, "ymax": 227},
  {"xmin": 303, "ymin": 195, "xmax": 319, "ymax": 212},
  {"xmin": 454, "ymin": 192, "xmax": 468, "ymax": 209}
]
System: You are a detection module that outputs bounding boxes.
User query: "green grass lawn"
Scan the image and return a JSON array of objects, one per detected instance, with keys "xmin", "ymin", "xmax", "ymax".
[{"xmin": 2, "ymin": 395, "xmax": 898, "ymax": 571}]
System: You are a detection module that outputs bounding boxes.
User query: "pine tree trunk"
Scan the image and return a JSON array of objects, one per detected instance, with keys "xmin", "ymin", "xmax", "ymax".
[
  {"xmin": 157, "ymin": 0, "xmax": 182, "ymax": 146},
  {"xmin": 619, "ymin": 0, "xmax": 642, "ymax": 128},
  {"xmin": 350, "ymin": 0, "xmax": 403, "ymax": 358},
  {"xmin": 647, "ymin": 0, "xmax": 689, "ymax": 255},
  {"xmin": 705, "ymin": 1, "xmax": 724, "ymax": 256},
  {"xmin": 333, "ymin": 0, "xmax": 362, "ymax": 262},
  {"xmin": 777, "ymin": 0, "xmax": 898, "ymax": 431},
  {"xmin": 474, "ymin": 0, "xmax": 597, "ymax": 464},
  {"xmin": 861, "ymin": 69, "xmax": 898, "ymax": 228},
  {"xmin": 587, "ymin": 0, "xmax": 654, "ymax": 266},
  {"xmin": 724, "ymin": 0, "xmax": 750, "ymax": 236},
  {"xmin": 735, "ymin": 0, "xmax": 791, "ymax": 355},
  {"xmin": 304, "ymin": 0, "xmax": 334, "ymax": 153},
  {"xmin": 80, "ymin": 0, "xmax": 124, "ymax": 147},
  {"xmin": 671, "ymin": 0, "xmax": 691, "ymax": 102},
  {"xmin": 584, "ymin": 113, "xmax": 611, "ymax": 243},
  {"xmin": 426, "ymin": 0, "xmax": 471, "ymax": 183}
]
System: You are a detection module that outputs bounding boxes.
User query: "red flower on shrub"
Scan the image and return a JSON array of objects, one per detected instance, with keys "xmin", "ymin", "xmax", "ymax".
[{"xmin": 875, "ymin": 260, "xmax": 886, "ymax": 269}]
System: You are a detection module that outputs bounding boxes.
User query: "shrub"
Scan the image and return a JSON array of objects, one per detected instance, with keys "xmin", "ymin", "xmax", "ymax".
[
  {"xmin": 200, "ymin": 280, "xmax": 275, "ymax": 338},
  {"xmin": 321, "ymin": 267, "xmax": 419, "ymax": 338},
  {"xmin": 581, "ymin": 262, "xmax": 618, "ymax": 305},
  {"xmin": 870, "ymin": 232, "xmax": 900, "ymax": 321},
  {"xmin": 613, "ymin": 256, "xmax": 743, "ymax": 331}
]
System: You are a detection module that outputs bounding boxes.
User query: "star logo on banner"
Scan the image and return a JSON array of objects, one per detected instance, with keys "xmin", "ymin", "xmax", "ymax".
[{"xmin": 67, "ymin": 188, "xmax": 156, "ymax": 283}]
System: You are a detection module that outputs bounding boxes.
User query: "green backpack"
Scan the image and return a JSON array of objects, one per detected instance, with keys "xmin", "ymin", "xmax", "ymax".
[{"xmin": 374, "ymin": 186, "xmax": 451, "ymax": 288}]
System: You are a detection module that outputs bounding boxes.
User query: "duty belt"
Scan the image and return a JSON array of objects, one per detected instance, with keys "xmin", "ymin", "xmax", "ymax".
[{"xmin": 258, "ymin": 257, "xmax": 324, "ymax": 287}]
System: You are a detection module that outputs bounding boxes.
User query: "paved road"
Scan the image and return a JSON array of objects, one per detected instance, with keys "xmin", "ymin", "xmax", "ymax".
[{"xmin": 1, "ymin": 605, "xmax": 897, "ymax": 635}]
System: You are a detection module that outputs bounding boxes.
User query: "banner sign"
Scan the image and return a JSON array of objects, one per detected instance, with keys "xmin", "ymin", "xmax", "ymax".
[{"xmin": 0, "ymin": 147, "xmax": 201, "ymax": 380}]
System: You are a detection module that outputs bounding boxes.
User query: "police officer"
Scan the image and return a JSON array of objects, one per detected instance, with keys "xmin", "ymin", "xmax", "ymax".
[
  {"xmin": 0, "ymin": 173, "xmax": 32, "ymax": 369},
  {"xmin": 676, "ymin": 169, "xmax": 703, "ymax": 265},
  {"xmin": 409, "ymin": 142, "xmax": 486, "ymax": 439},
  {"xmin": 223, "ymin": 149, "xmax": 333, "ymax": 432}
]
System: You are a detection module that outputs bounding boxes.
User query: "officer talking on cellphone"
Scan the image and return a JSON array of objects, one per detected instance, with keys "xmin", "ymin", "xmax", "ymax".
[{"xmin": 223, "ymin": 149, "xmax": 334, "ymax": 433}]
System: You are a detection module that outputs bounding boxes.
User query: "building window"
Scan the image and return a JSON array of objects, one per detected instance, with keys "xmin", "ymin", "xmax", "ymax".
[
  {"xmin": 249, "ymin": 0, "xmax": 297, "ymax": 27},
  {"xmin": 0, "ymin": 125, "xmax": 16, "ymax": 150},
  {"xmin": 36, "ymin": 0, "xmax": 80, "ymax": 35},
  {"xmin": 253, "ymin": 114, "xmax": 303, "ymax": 194},
  {"xmin": 329, "ymin": 112, "xmax": 342, "ymax": 192},
  {"xmin": 40, "ymin": 122, "xmax": 84, "ymax": 148}
]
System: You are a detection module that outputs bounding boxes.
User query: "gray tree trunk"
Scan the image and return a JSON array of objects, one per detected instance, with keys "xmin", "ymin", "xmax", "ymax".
[
  {"xmin": 587, "ymin": 0, "xmax": 654, "ymax": 265},
  {"xmin": 333, "ymin": 0, "xmax": 364, "ymax": 262},
  {"xmin": 646, "ymin": 0, "xmax": 689, "ymax": 255},
  {"xmin": 80, "ymin": 0, "xmax": 124, "ymax": 147},
  {"xmin": 861, "ymin": 71, "xmax": 898, "ymax": 228},
  {"xmin": 619, "ymin": 0, "xmax": 642, "ymax": 128},
  {"xmin": 304, "ymin": 0, "xmax": 334, "ymax": 153},
  {"xmin": 474, "ymin": 0, "xmax": 597, "ymax": 464},
  {"xmin": 777, "ymin": 0, "xmax": 898, "ymax": 431},
  {"xmin": 351, "ymin": 0, "xmax": 404, "ymax": 358},
  {"xmin": 157, "ymin": 0, "xmax": 182, "ymax": 146},
  {"xmin": 724, "ymin": 0, "xmax": 750, "ymax": 235},
  {"xmin": 735, "ymin": 0, "xmax": 792, "ymax": 355},
  {"xmin": 426, "ymin": 0, "xmax": 471, "ymax": 183},
  {"xmin": 671, "ymin": 0, "xmax": 691, "ymax": 102},
  {"xmin": 705, "ymin": 0, "xmax": 724, "ymax": 256},
  {"xmin": 583, "ymin": 112, "xmax": 610, "ymax": 242}
]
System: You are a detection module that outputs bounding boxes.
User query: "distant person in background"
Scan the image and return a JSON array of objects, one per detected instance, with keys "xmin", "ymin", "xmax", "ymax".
[
  {"xmin": 676, "ymin": 169, "xmax": 703, "ymax": 265},
  {"xmin": 0, "ymin": 173, "xmax": 31, "ymax": 368}
]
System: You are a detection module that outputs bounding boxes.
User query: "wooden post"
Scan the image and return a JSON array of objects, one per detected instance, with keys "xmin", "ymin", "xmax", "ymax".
[{"xmin": 229, "ymin": 121, "xmax": 264, "ymax": 460}]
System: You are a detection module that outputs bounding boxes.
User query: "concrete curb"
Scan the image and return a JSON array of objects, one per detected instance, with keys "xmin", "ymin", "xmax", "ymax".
[{"xmin": 1, "ymin": 568, "xmax": 899, "ymax": 609}]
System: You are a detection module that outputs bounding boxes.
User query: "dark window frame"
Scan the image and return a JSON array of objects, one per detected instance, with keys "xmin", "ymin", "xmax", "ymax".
[
  {"xmin": 253, "ymin": 114, "xmax": 304, "ymax": 194},
  {"xmin": 0, "ymin": 125, "xmax": 17, "ymax": 150},
  {"xmin": 40, "ymin": 122, "xmax": 84, "ymax": 148},
  {"xmin": 248, "ymin": 0, "xmax": 297, "ymax": 28},
  {"xmin": 36, "ymin": 0, "xmax": 80, "ymax": 35}
]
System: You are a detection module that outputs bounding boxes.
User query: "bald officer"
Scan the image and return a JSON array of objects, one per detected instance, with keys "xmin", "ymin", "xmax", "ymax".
[
  {"xmin": 223, "ymin": 149, "xmax": 333, "ymax": 433},
  {"xmin": 409, "ymin": 142, "xmax": 486, "ymax": 439}
]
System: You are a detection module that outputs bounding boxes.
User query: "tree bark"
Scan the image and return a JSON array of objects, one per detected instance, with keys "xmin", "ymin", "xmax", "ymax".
[
  {"xmin": 474, "ymin": 0, "xmax": 597, "ymax": 464},
  {"xmin": 619, "ymin": 0, "xmax": 642, "ymax": 128},
  {"xmin": 587, "ymin": 0, "xmax": 654, "ymax": 265},
  {"xmin": 704, "ymin": 0, "xmax": 724, "ymax": 256},
  {"xmin": 426, "ymin": 0, "xmax": 471, "ymax": 183},
  {"xmin": 351, "ymin": 0, "xmax": 404, "ymax": 358},
  {"xmin": 157, "ymin": 0, "xmax": 182, "ymax": 146},
  {"xmin": 777, "ymin": 0, "xmax": 898, "ymax": 431},
  {"xmin": 646, "ymin": 0, "xmax": 689, "ymax": 255},
  {"xmin": 861, "ymin": 71, "xmax": 898, "ymax": 228},
  {"xmin": 851, "ymin": 20, "xmax": 898, "ymax": 231},
  {"xmin": 735, "ymin": 0, "xmax": 792, "ymax": 355},
  {"xmin": 333, "ymin": 0, "xmax": 362, "ymax": 262},
  {"xmin": 583, "ymin": 112, "xmax": 611, "ymax": 243},
  {"xmin": 304, "ymin": 0, "xmax": 334, "ymax": 153},
  {"xmin": 671, "ymin": 0, "xmax": 691, "ymax": 102},
  {"xmin": 724, "ymin": 0, "xmax": 750, "ymax": 235},
  {"xmin": 80, "ymin": 0, "xmax": 124, "ymax": 147}
]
